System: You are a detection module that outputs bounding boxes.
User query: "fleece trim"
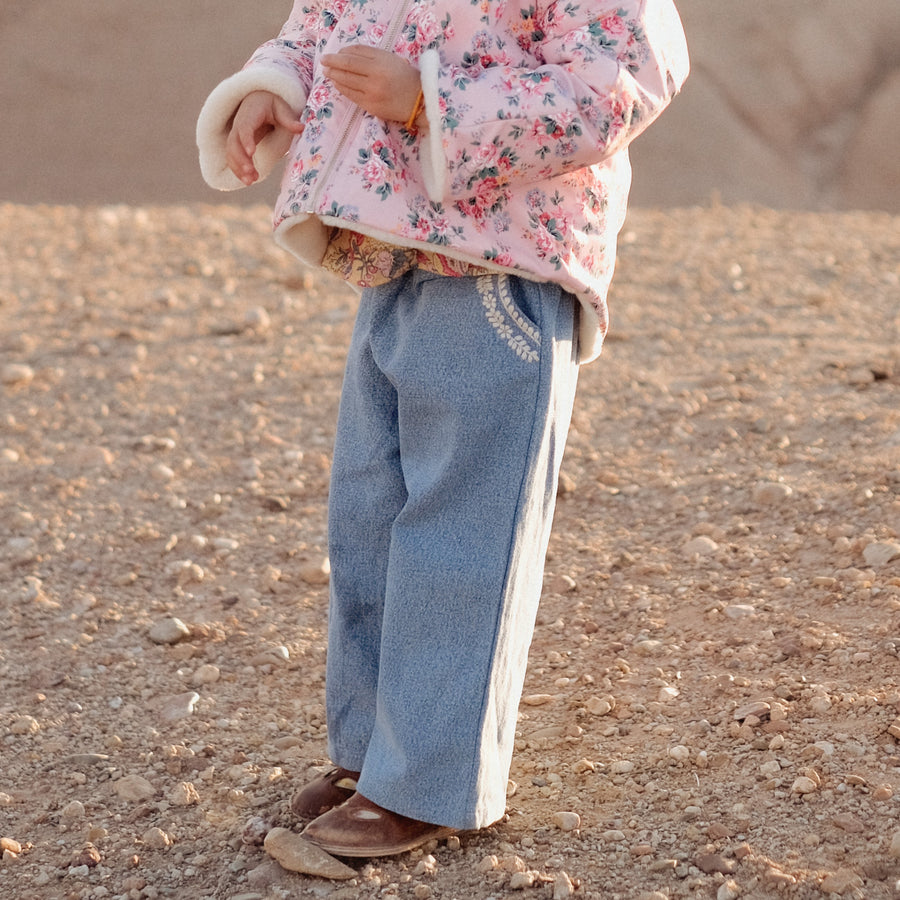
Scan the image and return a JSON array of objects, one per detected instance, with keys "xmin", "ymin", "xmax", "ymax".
[
  {"xmin": 196, "ymin": 67, "xmax": 308, "ymax": 191},
  {"xmin": 416, "ymin": 50, "xmax": 447, "ymax": 205}
]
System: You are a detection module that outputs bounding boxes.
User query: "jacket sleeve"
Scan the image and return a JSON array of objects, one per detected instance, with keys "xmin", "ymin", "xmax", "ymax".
[
  {"xmin": 417, "ymin": 0, "xmax": 689, "ymax": 203},
  {"xmin": 196, "ymin": 2, "xmax": 320, "ymax": 191}
]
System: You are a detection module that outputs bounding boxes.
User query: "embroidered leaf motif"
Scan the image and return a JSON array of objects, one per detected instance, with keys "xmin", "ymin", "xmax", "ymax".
[{"xmin": 477, "ymin": 275, "xmax": 540, "ymax": 362}]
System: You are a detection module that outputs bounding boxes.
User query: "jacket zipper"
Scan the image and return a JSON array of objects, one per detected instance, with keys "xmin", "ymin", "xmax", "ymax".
[{"xmin": 309, "ymin": 0, "xmax": 417, "ymax": 212}]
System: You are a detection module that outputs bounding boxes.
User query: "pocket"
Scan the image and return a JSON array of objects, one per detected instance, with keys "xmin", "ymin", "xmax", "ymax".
[{"xmin": 476, "ymin": 273, "xmax": 543, "ymax": 364}]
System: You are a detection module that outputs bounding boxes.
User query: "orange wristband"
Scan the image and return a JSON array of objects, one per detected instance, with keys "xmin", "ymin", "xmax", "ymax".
[{"xmin": 404, "ymin": 89, "xmax": 425, "ymax": 133}]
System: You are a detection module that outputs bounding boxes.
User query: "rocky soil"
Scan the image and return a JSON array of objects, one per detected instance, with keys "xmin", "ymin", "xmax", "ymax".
[{"xmin": 1, "ymin": 203, "xmax": 899, "ymax": 900}]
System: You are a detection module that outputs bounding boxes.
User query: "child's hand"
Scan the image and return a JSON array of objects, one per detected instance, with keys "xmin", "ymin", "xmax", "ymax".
[
  {"xmin": 321, "ymin": 46, "xmax": 422, "ymax": 126},
  {"xmin": 225, "ymin": 91, "xmax": 305, "ymax": 186}
]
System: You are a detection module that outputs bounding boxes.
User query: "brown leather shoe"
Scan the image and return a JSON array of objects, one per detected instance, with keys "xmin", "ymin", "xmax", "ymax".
[
  {"xmin": 289, "ymin": 767, "xmax": 361, "ymax": 820},
  {"xmin": 302, "ymin": 792, "xmax": 457, "ymax": 857}
]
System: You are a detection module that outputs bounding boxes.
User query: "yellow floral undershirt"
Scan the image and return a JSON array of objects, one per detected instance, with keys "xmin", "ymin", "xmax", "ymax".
[{"xmin": 321, "ymin": 228, "xmax": 492, "ymax": 288}]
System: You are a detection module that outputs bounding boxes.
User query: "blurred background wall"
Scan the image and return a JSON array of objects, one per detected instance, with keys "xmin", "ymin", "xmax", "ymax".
[{"xmin": 2, "ymin": 0, "xmax": 899, "ymax": 211}]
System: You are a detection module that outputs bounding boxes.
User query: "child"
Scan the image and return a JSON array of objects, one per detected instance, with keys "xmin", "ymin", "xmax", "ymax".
[{"xmin": 198, "ymin": 0, "xmax": 688, "ymax": 857}]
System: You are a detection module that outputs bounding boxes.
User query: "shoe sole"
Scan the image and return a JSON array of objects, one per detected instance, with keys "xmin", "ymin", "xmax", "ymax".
[{"xmin": 305, "ymin": 827, "xmax": 457, "ymax": 858}]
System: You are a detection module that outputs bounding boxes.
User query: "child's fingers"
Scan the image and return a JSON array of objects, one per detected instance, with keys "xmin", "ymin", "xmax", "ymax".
[
  {"xmin": 225, "ymin": 93, "xmax": 303, "ymax": 186},
  {"xmin": 225, "ymin": 122, "xmax": 259, "ymax": 185},
  {"xmin": 271, "ymin": 97, "xmax": 306, "ymax": 134},
  {"xmin": 321, "ymin": 46, "xmax": 421, "ymax": 123},
  {"xmin": 321, "ymin": 45, "xmax": 379, "ymax": 65},
  {"xmin": 321, "ymin": 47, "xmax": 383, "ymax": 78},
  {"xmin": 322, "ymin": 66, "xmax": 370, "ymax": 94}
]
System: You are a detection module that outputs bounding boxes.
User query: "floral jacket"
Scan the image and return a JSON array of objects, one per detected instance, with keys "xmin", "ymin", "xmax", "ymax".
[{"xmin": 197, "ymin": 0, "xmax": 688, "ymax": 361}]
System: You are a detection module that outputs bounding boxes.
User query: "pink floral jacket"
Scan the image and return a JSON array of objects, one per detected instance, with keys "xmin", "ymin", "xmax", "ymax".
[{"xmin": 197, "ymin": 0, "xmax": 688, "ymax": 360}]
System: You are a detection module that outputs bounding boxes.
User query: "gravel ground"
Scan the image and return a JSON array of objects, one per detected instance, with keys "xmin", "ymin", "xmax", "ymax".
[{"xmin": 1, "ymin": 203, "xmax": 899, "ymax": 900}]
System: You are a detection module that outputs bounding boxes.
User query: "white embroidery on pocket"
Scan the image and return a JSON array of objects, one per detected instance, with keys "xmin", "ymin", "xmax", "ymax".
[{"xmin": 477, "ymin": 274, "xmax": 540, "ymax": 363}]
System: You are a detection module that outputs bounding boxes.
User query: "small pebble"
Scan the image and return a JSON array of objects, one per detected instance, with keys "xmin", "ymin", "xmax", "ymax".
[
  {"xmin": 1, "ymin": 363, "xmax": 35, "ymax": 385},
  {"xmin": 148, "ymin": 617, "xmax": 191, "ymax": 645},
  {"xmin": 751, "ymin": 481, "xmax": 793, "ymax": 504},
  {"xmin": 242, "ymin": 817, "xmax": 271, "ymax": 847},
  {"xmin": 151, "ymin": 463, "xmax": 175, "ymax": 482},
  {"xmin": 552, "ymin": 811, "xmax": 581, "ymax": 832},
  {"xmin": 684, "ymin": 536, "xmax": 719, "ymax": 556},
  {"xmin": 300, "ymin": 557, "xmax": 331, "ymax": 585},
  {"xmin": 717, "ymin": 880, "xmax": 741, "ymax": 900},
  {"xmin": 212, "ymin": 537, "xmax": 240, "ymax": 555},
  {"xmin": 0, "ymin": 837, "xmax": 22, "ymax": 855},
  {"xmin": 115, "ymin": 774, "xmax": 156, "ymax": 803},
  {"xmin": 142, "ymin": 828, "xmax": 173, "ymax": 850},
  {"xmin": 191, "ymin": 664, "xmax": 221, "ymax": 685},
  {"xmin": 553, "ymin": 871, "xmax": 576, "ymax": 899},
  {"xmin": 9, "ymin": 716, "xmax": 40, "ymax": 735},
  {"xmin": 791, "ymin": 776, "xmax": 818, "ymax": 795},
  {"xmin": 734, "ymin": 701, "xmax": 771, "ymax": 721},
  {"xmin": 160, "ymin": 691, "xmax": 200, "ymax": 722},
  {"xmin": 169, "ymin": 782, "xmax": 200, "ymax": 806},
  {"xmin": 862, "ymin": 541, "xmax": 900, "ymax": 567},
  {"xmin": 633, "ymin": 639, "xmax": 664, "ymax": 656},
  {"xmin": 723, "ymin": 604, "xmax": 756, "ymax": 619},
  {"xmin": 73, "ymin": 846, "xmax": 102, "ymax": 868},
  {"xmin": 246, "ymin": 859, "xmax": 287, "ymax": 892},
  {"xmin": 831, "ymin": 813, "xmax": 865, "ymax": 833},
  {"xmin": 820, "ymin": 868, "xmax": 863, "ymax": 894},
  {"xmin": 695, "ymin": 852, "xmax": 736, "ymax": 875},
  {"xmin": 413, "ymin": 854, "xmax": 437, "ymax": 876},
  {"xmin": 245, "ymin": 306, "xmax": 271, "ymax": 331},
  {"xmin": 585, "ymin": 696, "xmax": 614, "ymax": 716},
  {"xmin": 497, "ymin": 855, "xmax": 527, "ymax": 873},
  {"xmin": 521, "ymin": 694, "xmax": 556, "ymax": 706},
  {"xmin": 263, "ymin": 828, "xmax": 356, "ymax": 879},
  {"xmin": 888, "ymin": 831, "xmax": 900, "ymax": 859},
  {"xmin": 60, "ymin": 800, "xmax": 86, "ymax": 822},
  {"xmin": 509, "ymin": 871, "xmax": 536, "ymax": 889}
]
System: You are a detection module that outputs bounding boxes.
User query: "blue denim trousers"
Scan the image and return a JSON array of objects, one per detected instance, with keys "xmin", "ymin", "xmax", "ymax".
[{"xmin": 325, "ymin": 269, "xmax": 579, "ymax": 829}]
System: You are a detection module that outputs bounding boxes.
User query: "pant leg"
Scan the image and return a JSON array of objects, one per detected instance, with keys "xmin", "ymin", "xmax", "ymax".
[
  {"xmin": 350, "ymin": 270, "xmax": 579, "ymax": 830},
  {"xmin": 325, "ymin": 292, "xmax": 407, "ymax": 770}
]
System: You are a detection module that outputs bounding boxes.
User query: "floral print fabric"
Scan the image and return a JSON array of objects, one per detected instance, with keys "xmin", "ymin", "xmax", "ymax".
[
  {"xmin": 321, "ymin": 229, "xmax": 492, "ymax": 287},
  {"xmin": 205, "ymin": 0, "xmax": 688, "ymax": 361}
]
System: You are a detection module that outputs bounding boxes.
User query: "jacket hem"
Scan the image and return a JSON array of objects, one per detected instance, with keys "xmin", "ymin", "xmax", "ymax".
[
  {"xmin": 271, "ymin": 212, "xmax": 603, "ymax": 362},
  {"xmin": 196, "ymin": 66, "xmax": 308, "ymax": 191}
]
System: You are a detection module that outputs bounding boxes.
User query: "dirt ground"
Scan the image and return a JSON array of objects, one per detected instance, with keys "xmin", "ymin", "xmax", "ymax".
[{"xmin": 1, "ymin": 203, "xmax": 899, "ymax": 900}]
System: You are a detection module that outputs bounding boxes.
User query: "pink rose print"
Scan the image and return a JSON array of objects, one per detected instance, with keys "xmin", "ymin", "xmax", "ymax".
[
  {"xmin": 364, "ymin": 22, "xmax": 388, "ymax": 43},
  {"xmin": 535, "ymin": 229, "xmax": 556, "ymax": 257},
  {"xmin": 363, "ymin": 158, "xmax": 388, "ymax": 184},
  {"xmin": 308, "ymin": 83, "xmax": 330, "ymax": 110},
  {"xmin": 473, "ymin": 142, "xmax": 501, "ymax": 170},
  {"xmin": 599, "ymin": 13, "xmax": 627, "ymax": 38}
]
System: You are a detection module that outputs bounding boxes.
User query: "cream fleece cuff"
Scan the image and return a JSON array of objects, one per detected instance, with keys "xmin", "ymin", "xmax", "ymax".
[{"xmin": 196, "ymin": 66, "xmax": 307, "ymax": 191}]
